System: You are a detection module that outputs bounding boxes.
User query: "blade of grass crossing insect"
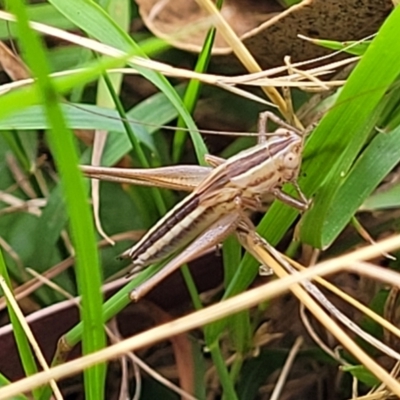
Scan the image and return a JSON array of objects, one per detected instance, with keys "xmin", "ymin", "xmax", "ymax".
[
  {"xmin": 172, "ymin": 0, "xmax": 223, "ymax": 163},
  {"xmin": 0, "ymin": 248, "xmax": 41, "ymax": 399},
  {"xmin": 208, "ymin": 235, "xmax": 251, "ymax": 396},
  {"xmin": 222, "ymin": 236, "xmax": 242, "ymax": 288},
  {"xmin": 168, "ymin": 1, "xmax": 251, "ymax": 384},
  {"xmin": 8, "ymin": 2, "xmax": 106, "ymax": 400},
  {"xmin": 49, "ymin": 0, "xmax": 209, "ymax": 164}
]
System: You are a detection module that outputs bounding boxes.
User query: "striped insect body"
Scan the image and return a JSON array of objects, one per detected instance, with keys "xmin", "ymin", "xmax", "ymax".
[
  {"xmin": 83, "ymin": 111, "xmax": 309, "ymax": 300},
  {"xmin": 121, "ymin": 113, "xmax": 306, "ymax": 275}
]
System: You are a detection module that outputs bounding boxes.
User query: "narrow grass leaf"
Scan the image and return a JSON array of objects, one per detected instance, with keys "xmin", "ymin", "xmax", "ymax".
[
  {"xmin": 299, "ymin": 8, "xmax": 400, "ymax": 247},
  {"xmin": 31, "ymin": 184, "xmax": 68, "ymax": 269},
  {"xmin": 362, "ymin": 184, "xmax": 400, "ymax": 210},
  {"xmin": 0, "ymin": 248, "xmax": 40, "ymax": 399},
  {"xmin": 319, "ymin": 124, "xmax": 400, "ymax": 246},
  {"xmin": 0, "ymin": 103, "xmax": 155, "ymax": 151},
  {"xmin": 101, "ymin": 84, "xmax": 187, "ymax": 165},
  {"xmin": 208, "ymin": 341, "xmax": 239, "ymax": 400},
  {"xmin": 222, "ymin": 236, "xmax": 252, "ymax": 354},
  {"xmin": 8, "ymin": 2, "xmax": 106, "ymax": 399},
  {"xmin": 342, "ymin": 365, "xmax": 381, "ymax": 387},
  {"xmin": 100, "ymin": 71, "xmax": 167, "ymax": 214},
  {"xmin": 307, "ymin": 38, "xmax": 371, "ymax": 56}
]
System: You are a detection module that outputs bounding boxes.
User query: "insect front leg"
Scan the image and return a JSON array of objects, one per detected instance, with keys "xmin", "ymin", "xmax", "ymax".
[
  {"xmin": 292, "ymin": 181, "xmax": 309, "ymax": 207},
  {"xmin": 271, "ymin": 187, "xmax": 309, "ymax": 211},
  {"xmin": 257, "ymin": 111, "xmax": 303, "ymax": 144}
]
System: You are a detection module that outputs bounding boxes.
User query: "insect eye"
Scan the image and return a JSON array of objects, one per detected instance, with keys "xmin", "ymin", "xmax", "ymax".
[{"xmin": 284, "ymin": 151, "xmax": 299, "ymax": 168}]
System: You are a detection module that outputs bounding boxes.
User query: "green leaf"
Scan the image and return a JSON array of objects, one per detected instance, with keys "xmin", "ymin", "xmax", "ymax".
[
  {"xmin": 308, "ymin": 38, "xmax": 371, "ymax": 56},
  {"xmin": 0, "ymin": 248, "xmax": 39, "ymax": 399},
  {"xmin": 362, "ymin": 183, "xmax": 400, "ymax": 210},
  {"xmin": 237, "ymin": 350, "xmax": 288, "ymax": 400},
  {"xmin": 31, "ymin": 184, "xmax": 68, "ymax": 270},
  {"xmin": 0, "ymin": 103, "xmax": 155, "ymax": 151},
  {"xmin": 318, "ymin": 124, "xmax": 400, "ymax": 246},
  {"xmin": 8, "ymin": 1, "xmax": 106, "ymax": 398},
  {"xmin": 342, "ymin": 365, "xmax": 381, "ymax": 387},
  {"xmin": 299, "ymin": 6, "xmax": 400, "ymax": 248}
]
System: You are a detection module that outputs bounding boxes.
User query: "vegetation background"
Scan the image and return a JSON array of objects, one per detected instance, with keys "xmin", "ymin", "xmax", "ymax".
[{"xmin": 0, "ymin": 1, "xmax": 400, "ymax": 399}]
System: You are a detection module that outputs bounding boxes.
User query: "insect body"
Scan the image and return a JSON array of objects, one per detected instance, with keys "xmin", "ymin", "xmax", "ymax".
[
  {"xmin": 121, "ymin": 120, "xmax": 306, "ymax": 273},
  {"xmin": 83, "ymin": 112, "xmax": 309, "ymax": 300}
]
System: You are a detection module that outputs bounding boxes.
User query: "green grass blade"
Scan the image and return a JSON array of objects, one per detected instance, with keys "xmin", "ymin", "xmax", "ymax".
[
  {"xmin": 8, "ymin": 2, "xmax": 106, "ymax": 399},
  {"xmin": 0, "ymin": 103, "xmax": 155, "ymax": 150},
  {"xmin": 0, "ymin": 130, "xmax": 31, "ymax": 171},
  {"xmin": 0, "ymin": 371, "xmax": 27, "ymax": 399},
  {"xmin": 0, "ymin": 248, "xmax": 40, "ymax": 399},
  {"xmin": 362, "ymin": 184, "xmax": 400, "ymax": 210},
  {"xmin": 299, "ymin": 7, "xmax": 400, "ymax": 248},
  {"xmin": 318, "ymin": 124, "xmax": 400, "ymax": 246},
  {"xmin": 307, "ymin": 38, "xmax": 371, "ymax": 56},
  {"xmin": 208, "ymin": 341, "xmax": 239, "ymax": 400}
]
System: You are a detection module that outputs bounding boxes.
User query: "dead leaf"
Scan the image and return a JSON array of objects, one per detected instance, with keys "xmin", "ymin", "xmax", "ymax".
[{"xmin": 0, "ymin": 41, "xmax": 30, "ymax": 80}]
